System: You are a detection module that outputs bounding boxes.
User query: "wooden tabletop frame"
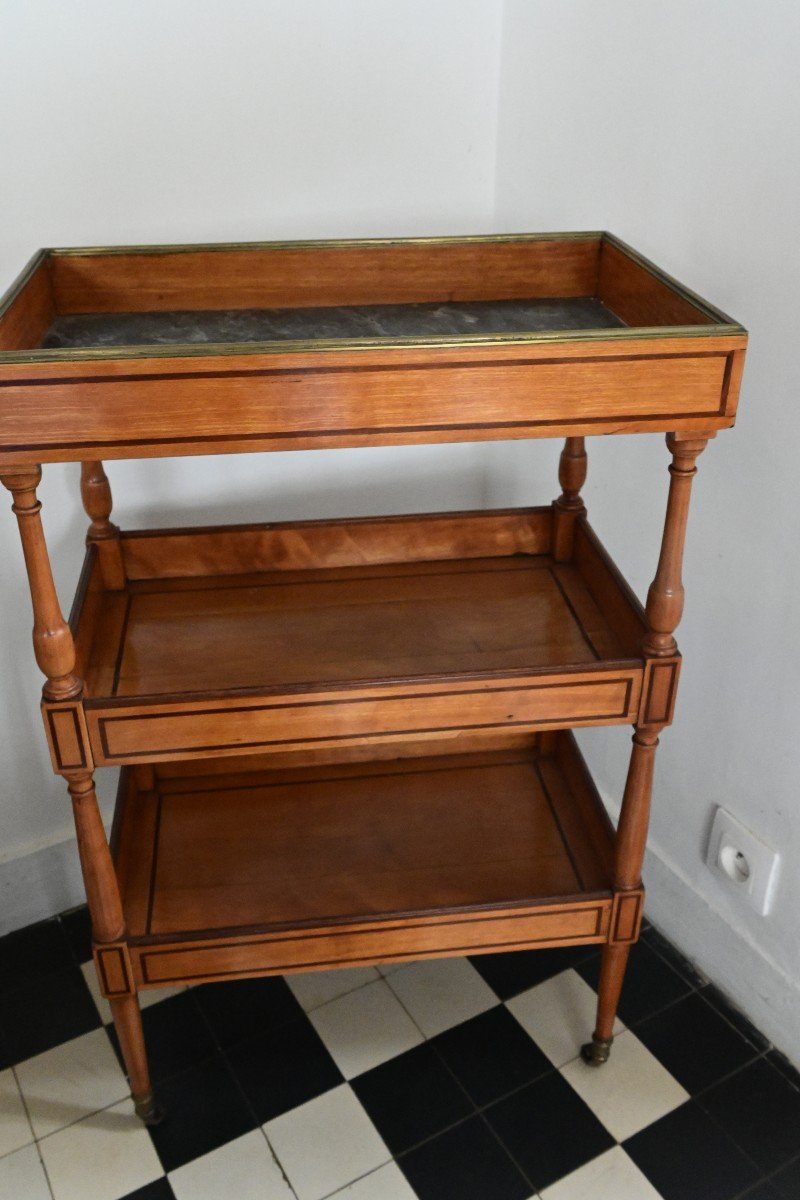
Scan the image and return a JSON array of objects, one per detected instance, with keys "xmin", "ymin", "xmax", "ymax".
[{"xmin": 0, "ymin": 232, "xmax": 745, "ymax": 464}]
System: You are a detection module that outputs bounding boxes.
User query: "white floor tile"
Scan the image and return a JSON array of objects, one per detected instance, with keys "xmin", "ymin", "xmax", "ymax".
[
  {"xmin": 16, "ymin": 1028, "xmax": 129, "ymax": 1138},
  {"xmin": 80, "ymin": 961, "xmax": 185, "ymax": 1024},
  {"xmin": 287, "ymin": 966, "xmax": 379, "ymax": 1012},
  {"xmin": 506, "ymin": 968, "xmax": 624, "ymax": 1068},
  {"xmin": 38, "ymin": 1097, "xmax": 162, "ymax": 1200},
  {"xmin": 139, "ymin": 984, "xmax": 188, "ymax": 1009},
  {"xmin": 384, "ymin": 957, "xmax": 497, "ymax": 1037},
  {"xmin": 0, "ymin": 1145, "xmax": 51, "ymax": 1200},
  {"xmin": 540, "ymin": 1145, "xmax": 663, "ymax": 1199},
  {"xmin": 375, "ymin": 962, "xmax": 405, "ymax": 977},
  {"xmin": 329, "ymin": 1160, "xmax": 418, "ymax": 1198},
  {"xmin": 169, "ymin": 1129, "xmax": 293, "ymax": 1200},
  {"xmin": 561, "ymin": 1029, "xmax": 688, "ymax": 1141},
  {"xmin": 0, "ymin": 1068, "xmax": 34, "ymax": 1157},
  {"xmin": 308, "ymin": 979, "xmax": 422, "ymax": 1079},
  {"xmin": 265, "ymin": 1083, "xmax": 390, "ymax": 1200}
]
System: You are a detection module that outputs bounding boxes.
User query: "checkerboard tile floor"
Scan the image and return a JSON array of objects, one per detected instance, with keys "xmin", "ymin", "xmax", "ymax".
[{"xmin": 1, "ymin": 909, "xmax": 799, "ymax": 1200}]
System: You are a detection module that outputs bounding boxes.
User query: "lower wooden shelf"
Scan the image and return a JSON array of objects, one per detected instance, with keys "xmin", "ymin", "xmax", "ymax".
[{"xmin": 109, "ymin": 731, "xmax": 621, "ymax": 991}]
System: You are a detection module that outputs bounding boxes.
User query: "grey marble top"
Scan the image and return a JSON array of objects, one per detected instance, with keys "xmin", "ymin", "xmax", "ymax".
[{"xmin": 41, "ymin": 296, "xmax": 624, "ymax": 349}]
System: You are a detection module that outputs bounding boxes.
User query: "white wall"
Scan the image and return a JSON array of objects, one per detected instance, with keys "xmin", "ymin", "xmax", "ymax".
[
  {"xmin": 0, "ymin": 0, "xmax": 504, "ymax": 926},
  {"xmin": 496, "ymin": 0, "xmax": 800, "ymax": 1062}
]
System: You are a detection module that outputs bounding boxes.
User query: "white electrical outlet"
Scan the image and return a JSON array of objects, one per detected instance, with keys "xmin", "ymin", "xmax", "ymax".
[{"xmin": 706, "ymin": 807, "xmax": 780, "ymax": 916}]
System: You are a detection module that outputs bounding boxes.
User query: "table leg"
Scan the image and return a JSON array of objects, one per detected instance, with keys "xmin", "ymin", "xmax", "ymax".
[
  {"xmin": 552, "ymin": 436, "xmax": 587, "ymax": 561},
  {"xmin": 582, "ymin": 727, "xmax": 658, "ymax": 1064},
  {"xmin": 80, "ymin": 460, "xmax": 125, "ymax": 590},
  {"xmin": 583, "ymin": 430, "xmax": 713, "ymax": 1063},
  {"xmin": 109, "ymin": 996, "xmax": 163, "ymax": 1125},
  {"xmin": 67, "ymin": 769, "xmax": 161, "ymax": 1123}
]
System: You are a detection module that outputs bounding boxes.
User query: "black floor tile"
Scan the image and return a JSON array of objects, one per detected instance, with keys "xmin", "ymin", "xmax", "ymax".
[
  {"xmin": 398, "ymin": 1114, "xmax": 530, "ymax": 1200},
  {"xmin": 634, "ymin": 991, "xmax": 760, "ymax": 1094},
  {"xmin": 0, "ymin": 962, "xmax": 100, "ymax": 1063},
  {"xmin": 577, "ymin": 939, "xmax": 693, "ymax": 1025},
  {"xmin": 770, "ymin": 1154, "xmax": 800, "ymax": 1199},
  {"xmin": 624, "ymin": 1101, "xmax": 761, "ymax": 1200},
  {"xmin": 194, "ymin": 975, "xmax": 304, "ymax": 1049},
  {"xmin": 59, "ymin": 904, "xmax": 93, "ymax": 964},
  {"xmin": 470, "ymin": 945, "xmax": 598, "ymax": 1000},
  {"xmin": 642, "ymin": 925, "xmax": 707, "ymax": 988},
  {"xmin": 737, "ymin": 1184, "xmax": 780, "ymax": 1200},
  {"xmin": 701, "ymin": 985, "xmax": 771, "ymax": 1053},
  {"xmin": 107, "ymin": 992, "xmax": 217, "ymax": 1085},
  {"xmin": 432, "ymin": 1004, "xmax": 552, "ymax": 1106},
  {"xmin": 5, "ymin": 898, "xmax": 799, "ymax": 1200},
  {"xmin": 118, "ymin": 1180, "xmax": 177, "ymax": 1200},
  {"xmin": 147, "ymin": 1053, "xmax": 256, "ymax": 1172},
  {"xmin": 352, "ymin": 1041, "xmax": 473, "ymax": 1154},
  {"xmin": 0, "ymin": 1027, "xmax": 11, "ymax": 1072},
  {"xmin": 225, "ymin": 1012, "xmax": 343, "ymax": 1123},
  {"xmin": 484, "ymin": 1069, "xmax": 614, "ymax": 1192},
  {"xmin": 0, "ymin": 917, "xmax": 75, "ymax": 991},
  {"xmin": 699, "ymin": 1058, "xmax": 800, "ymax": 1174},
  {"xmin": 766, "ymin": 1050, "xmax": 800, "ymax": 1093}
]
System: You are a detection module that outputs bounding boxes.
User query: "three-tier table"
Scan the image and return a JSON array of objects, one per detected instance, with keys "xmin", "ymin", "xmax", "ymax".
[{"xmin": 0, "ymin": 233, "xmax": 746, "ymax": 1123}]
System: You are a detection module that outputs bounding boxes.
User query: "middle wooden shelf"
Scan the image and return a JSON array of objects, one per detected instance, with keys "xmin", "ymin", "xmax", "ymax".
[{"xmin": 69, "ymin": 505, "xmax": 654, "ymax": 767}]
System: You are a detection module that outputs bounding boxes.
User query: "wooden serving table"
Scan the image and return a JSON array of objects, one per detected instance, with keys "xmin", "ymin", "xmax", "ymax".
[{"xmin": 0, "ymin": 232, "xmax": 746, "ymax": 1123}]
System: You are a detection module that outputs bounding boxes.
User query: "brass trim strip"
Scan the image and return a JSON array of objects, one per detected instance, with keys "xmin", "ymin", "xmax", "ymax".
[
  {"xmin": 47, "ymin": 230, "xmax": 605, "ymax": 257},
  {"xmin": 602, "ymin": 232, "xmax": 742, "ymax": 328},
  {"xmin": 0, "ymin": 322, "xmax": 746, "ymax": 367},
  {"xmin": 0, "ymin": 249, "xmax": 49, "ymax": 322},
  {"xmin": 0, "ymin": 346, "xmax": 733, "ymax": 388}
]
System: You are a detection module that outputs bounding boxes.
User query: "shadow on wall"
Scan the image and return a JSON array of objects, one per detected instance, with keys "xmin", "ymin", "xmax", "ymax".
[{"xmin": 92, "ymin": 441, "xmax": 558, "ymax": 532}]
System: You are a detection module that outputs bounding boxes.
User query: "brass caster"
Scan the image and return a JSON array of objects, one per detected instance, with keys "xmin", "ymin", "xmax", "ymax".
[
  {"xmin": 133, "ymin": 1092, "xmax": 165, "ymax": 1126},
  {"xmin": 580, "ymin": 1035, "xmax": 613, "ymax": 1066}
]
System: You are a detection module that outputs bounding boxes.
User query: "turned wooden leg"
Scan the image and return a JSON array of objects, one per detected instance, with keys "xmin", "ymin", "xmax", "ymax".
[
  {"xmin": 552, "ymin": 436, "xmax": 587, "ymax": 561},
  {"xmin": 2, "ymin": 467, "xmax": 155, "ymax": 1117},
  {"xmin": 644, "ymin": 434, "xmax": 710, "ymax": 657},
  {"xmin": 582, "ymin": 944, "xmax": 630, "ymax": 1064},
  {"xmin": 109, "ymin": 996, "xmax": 163, "ymax": 1125},
  {"xmin": 66, "ymin": 769, "xmax": 161, "ymax": 1123},
  {"xmin": 0, "ymin": 466, "xmax": 82, "ymax": 700},
  {"xmin": 80, "ymin": 460, "xmax": 125, "ymax": 590},
  {"xmin": 584, "ymin": 433, "xmax": 713, "ymax": 1064},
  {"xmin": 583, "ymin": 727, "xmax": 659, "ymax": 1066}
]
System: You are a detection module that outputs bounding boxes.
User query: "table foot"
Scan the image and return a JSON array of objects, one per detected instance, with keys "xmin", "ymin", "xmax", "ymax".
[
  {"xmin": 134, "ymin": 1092, "xmax": 165, "ymax": 1126},
  {"xmin": 580, "ymin": 1035, "xmax": 613, "ymax": 1066}
]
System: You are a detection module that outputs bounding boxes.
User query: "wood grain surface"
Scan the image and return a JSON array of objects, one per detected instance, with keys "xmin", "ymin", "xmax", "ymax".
[
  {"xmin": 0, "ymin": 254, "xmax": 55, "ymax": 351},
  {"xmin": 0, "ymin": 340, "xmax": 738, "ymax": 464},
  {"xmin": 69, "ymin": 507, "xmax": 647, "ymax": 764},
  {"xmin": 0, "ymin": 235, "xmax": 744, "ymax": 464},
  {"xmin": 48, "ymin": 237, "xmax": 602, "ymax": 314},
  {"xmin": 108, "ymin": 734, "xmax": 615, "ymax": 984}
]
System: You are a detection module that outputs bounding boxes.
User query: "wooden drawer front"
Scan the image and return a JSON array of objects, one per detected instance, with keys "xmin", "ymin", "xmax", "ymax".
[
  {"xmin": 87, "ymin": 672, "xmax": 640, "ymax": 764},
  {"xmin": 135, "ymin": 902, "xmax": 611, "ymax": 986}
]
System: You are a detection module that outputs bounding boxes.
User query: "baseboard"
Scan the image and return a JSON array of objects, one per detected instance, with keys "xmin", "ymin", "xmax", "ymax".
[
  {"xmin": 622, "ymin": 807, "xmax": 800, "ymax": 1069},
  {"xmin": 0, "ymin": 835, "xmax": 86, "ymax": 937}
]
